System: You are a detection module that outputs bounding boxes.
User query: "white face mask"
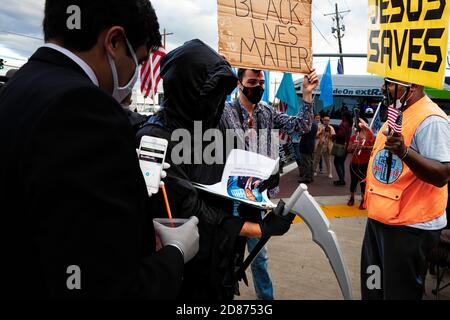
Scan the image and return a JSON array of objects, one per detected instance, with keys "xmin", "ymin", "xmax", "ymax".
[
  {"xmin": 394, "ymin": 88, "xmax": 412, "ymax": 109},
  {"xmin": 107, "ymin": 36, "xmax": 139, "ymax": 104},
  {"xmin": 385, "ymin": 79, "xmax": 412, "ymax": 110}
]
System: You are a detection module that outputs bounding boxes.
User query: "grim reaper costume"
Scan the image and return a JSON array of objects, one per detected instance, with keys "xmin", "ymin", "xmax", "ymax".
[{"xmin": 137, "ymin": 39, "xmax": 247, "ymax": 300}]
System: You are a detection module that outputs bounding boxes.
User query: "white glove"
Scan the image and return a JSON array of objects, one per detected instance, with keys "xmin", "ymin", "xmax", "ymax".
[
  {"xmin": 153, "ymin": 216, "xmax": 200, "ymax": 263},
  {"xmin": 136, "ymin": 149, "xmax": 170, "ymax": 196},
  {"xmin": 159, "ymin": 162, "xmax": 170, "ymax": 182}
]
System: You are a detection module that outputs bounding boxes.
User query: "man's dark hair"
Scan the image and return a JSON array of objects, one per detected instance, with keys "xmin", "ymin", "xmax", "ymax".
[
  {"xmin": 237, "ymin": 68, "xmax": 262, "ymax": 82},
  {"xmin": 43, "ymin": 0, "xmax": 161, "ymax": 53}
]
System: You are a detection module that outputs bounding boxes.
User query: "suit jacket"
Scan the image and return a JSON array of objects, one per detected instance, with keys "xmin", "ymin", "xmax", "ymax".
[{"xmin": 0, "ymin": 47, "xmax": 183, "ymax": 299}]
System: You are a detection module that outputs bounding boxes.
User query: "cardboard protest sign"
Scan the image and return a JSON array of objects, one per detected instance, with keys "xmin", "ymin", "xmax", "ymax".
[
  {"xmin": 367, "ymin": 0, "xmax": 450, "ymax": 89},
  {"xmin": 218, "ymin": 0, "xmax": 312, "ymax": 74}
]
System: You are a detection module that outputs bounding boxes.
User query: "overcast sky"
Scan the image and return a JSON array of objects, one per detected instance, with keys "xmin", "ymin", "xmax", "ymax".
[
  {"xmin": 153, "ymin": 0, "xmax": 369, "ymax": 75},
  {"xmin": 1, "ymin": 1, "xmax": 449, "ymax": 99},
  {"xmin": 0, "ymin": 1, "xmax": 369, "ymax": 71}
]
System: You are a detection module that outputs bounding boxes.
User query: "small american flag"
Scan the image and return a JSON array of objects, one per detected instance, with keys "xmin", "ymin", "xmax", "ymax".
[
  {"xmin": 140, "ymin": 46, "xmax": 166, "ymax": 98},
  {"xmin": 387, "ymin": 106, "xmax": 403, "ymax": 134}
]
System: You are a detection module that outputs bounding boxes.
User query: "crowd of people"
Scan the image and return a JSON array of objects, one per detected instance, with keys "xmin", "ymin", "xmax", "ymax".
[
  {"xmin": 289, "ymin": 110, "xmax": 375, "ymax": 210},
  {"xmin": 0, "ymin": 0, "xmax": 449, "ymax": 301},
  {"xmin": 0, "ymin": 0, "xmax": 307, "ymax": 300}
]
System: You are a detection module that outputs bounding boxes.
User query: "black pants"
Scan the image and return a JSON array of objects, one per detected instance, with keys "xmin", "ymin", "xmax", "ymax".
[
  {"xmin": 350, "ymin": 163, "xmax": 368, "ymax": 194},
  {"xmin": 361, "ymin": 218, "xmax": 441, "ymax": 300},
  {"xmin": 334, "ymin": 155, "xmax": 347, "ymax": 182},
  {"xmin": 299, "ymin": 153, "xmax": 314, "ymax": 180}
]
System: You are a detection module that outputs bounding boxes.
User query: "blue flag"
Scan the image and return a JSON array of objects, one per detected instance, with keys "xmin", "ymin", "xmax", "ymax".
[
  {"xmin": 262, "ymin": 71, "xmax": 270, "ymax": 103},
  {"xmin": 337, "ymin": 59, "xmax": 344, "ymax": 75},
  {"xmin": 276, "ymin": 73, "xmax": 300, "ymax": 116},
  {"xmin": 226, "ymin": 68, "xmax": 238, "ymax": 102},
  {"xmin": 319, "ymin": 60, "xmax": 333, "ymax": 109}
]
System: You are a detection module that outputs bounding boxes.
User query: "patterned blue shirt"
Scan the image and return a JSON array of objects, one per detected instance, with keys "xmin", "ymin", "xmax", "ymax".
[
  {"xmin": 220, "ymin": 98, "xmax": 314, "ymax": 158},
  {"xmin": 220, "ymin": 98, "xmax": 314, "ymax": 197}
]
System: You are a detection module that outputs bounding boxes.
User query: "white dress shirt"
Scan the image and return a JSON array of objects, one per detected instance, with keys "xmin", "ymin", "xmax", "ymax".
[{"xmin": 42, "ymin": 43, "xmax": 99, "ymax": 86}]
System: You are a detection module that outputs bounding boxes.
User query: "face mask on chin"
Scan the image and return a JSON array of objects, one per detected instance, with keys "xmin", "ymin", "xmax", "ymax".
[
  {"xmin": 384, "ymin": 80, "xmax": 412, "ymax": 110},
  {"xmin": 107, "ymin": 36, "xmax": 139, "ymax": 104},
  {"xmin": 241, "ymin": 85, "xmax": 264, "ymax": 105},
  {"xmin": 389, "ymin": 89, "xmax": 412, "ymax": 110}
]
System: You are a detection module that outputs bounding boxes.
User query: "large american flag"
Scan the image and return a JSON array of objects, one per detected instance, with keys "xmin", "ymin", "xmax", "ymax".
[
  {"xmin": 387, "ymin": 105, "xmax": 403, "ymax": 134},
  {"xmin": 140, "ymin": 46, "xmax": 166, "ymax": 98}
]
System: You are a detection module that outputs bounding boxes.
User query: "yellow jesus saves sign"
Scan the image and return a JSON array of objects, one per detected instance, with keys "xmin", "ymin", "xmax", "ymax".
[{"xmin": 367, "ymin": 0, "xmax": 450, "ymax": 89}]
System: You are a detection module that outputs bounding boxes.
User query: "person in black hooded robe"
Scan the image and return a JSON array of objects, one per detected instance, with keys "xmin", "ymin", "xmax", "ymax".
[{"xmin": 137, "ymin": 39, "xmax": 295, "ymax": 301}]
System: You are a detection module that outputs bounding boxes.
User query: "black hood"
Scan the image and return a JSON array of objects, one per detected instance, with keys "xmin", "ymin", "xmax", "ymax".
[{"xmin": 160, "ymin": 39, "xmax": 237, "ymax": 131}]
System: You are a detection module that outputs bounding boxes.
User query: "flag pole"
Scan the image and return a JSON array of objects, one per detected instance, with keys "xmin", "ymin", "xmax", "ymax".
[
  {"xmin": 149, "ymin": 52, "xmax": 156, "ymax": 109},
  {"xmin": 369, "ymin": 101, "xmax": 382, "ymax": 131},
  {"xmin": 385, "ymin": 82, "xmax": 397, "ymax": 184}
]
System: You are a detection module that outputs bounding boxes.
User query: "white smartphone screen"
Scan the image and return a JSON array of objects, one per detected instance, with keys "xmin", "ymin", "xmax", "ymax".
[{"xmin": 139, "ymin": 137, "xmax": 168, "ymax": 195}]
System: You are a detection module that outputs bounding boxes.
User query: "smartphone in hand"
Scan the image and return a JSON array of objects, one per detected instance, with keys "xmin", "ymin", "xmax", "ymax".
[{"xmin": 138, "ymin": 136, "xmax": 168, "ymax": 195}]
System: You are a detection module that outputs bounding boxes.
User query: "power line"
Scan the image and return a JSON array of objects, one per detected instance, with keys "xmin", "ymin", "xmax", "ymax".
[
  {"xmin": 312, "ymin": 3, "xmax": 325, "ymax": 16},
  {"xmin": 161, "ymin": 28, "xmax": 174, "ymax": 48},
  {"xmin": 312, "ymin": 20, "xmax": 337, "ymax": 52},
  {"xmin": 0, "ymin": 45, "xmax": 34, "ymax": 55},
  {"xmin": 324, "ymin": 3, "xmax": 351, "ymax": 73},
  {"xmin": 313, "ymin": 3, "xmax": 339, "ymax": 52},
  {"xmin": 0, "ymin": 54, "xmax": 27, "ymax": 62},
  {"xmin": 0, "ymin": 30, "xmax": 43, "ymax": 41},
  {"xmin": 4, "ymin": 63, "xmax": 22, "ymax": 68},
  {"xmin": 343, "ymin": 0, "xmax": 351, "ymax": 11}
]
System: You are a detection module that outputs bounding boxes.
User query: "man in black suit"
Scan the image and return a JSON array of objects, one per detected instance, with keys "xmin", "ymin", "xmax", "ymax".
[{"xmin": 0, "ymin": 0, "xmax": 199, "ymax": 299}]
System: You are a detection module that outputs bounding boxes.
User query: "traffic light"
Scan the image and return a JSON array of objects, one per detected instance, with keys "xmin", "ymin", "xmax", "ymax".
[{"xmin": 0, "ymin": 58, "xmax": 4, "ymax": 70}]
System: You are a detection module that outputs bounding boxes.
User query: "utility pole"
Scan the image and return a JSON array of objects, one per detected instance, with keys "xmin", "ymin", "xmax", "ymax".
[
  {"xmin": 161, "ymin": 28, "xmax": 174, "ymax": 48},
  {"xmin": 324, "ymin": 3, "xmax": 350, "ymax": 74}
]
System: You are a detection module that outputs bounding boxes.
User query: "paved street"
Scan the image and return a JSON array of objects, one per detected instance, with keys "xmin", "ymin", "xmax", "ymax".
[{"xmin": 236, "ymin": 161, "xmax": 450, "ymax": 300}]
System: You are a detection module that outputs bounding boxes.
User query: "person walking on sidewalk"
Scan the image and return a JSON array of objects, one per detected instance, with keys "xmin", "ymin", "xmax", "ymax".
[
  {"xmin": 347, "ymin": 117, "xmax": 374, "ymax": 209},
  {"xmin": 313, "ymin": 114, "xmax": 324, "ymax": 174},
  {"xmin": 298, "ymin": 120, "xmax": 319, "ymax": 184},
  {"xmin": 332, "ymin": 112, "xmax": 353, "ymax": 186},
  {"xmin": 314, "ymin": 115, "xmax": 335, "ymax": 179}
]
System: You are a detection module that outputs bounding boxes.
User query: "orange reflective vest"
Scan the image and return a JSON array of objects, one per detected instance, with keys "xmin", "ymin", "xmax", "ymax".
[{"xmin": 365, "ymin": 95, "xmax": 449, "ymax": 226}]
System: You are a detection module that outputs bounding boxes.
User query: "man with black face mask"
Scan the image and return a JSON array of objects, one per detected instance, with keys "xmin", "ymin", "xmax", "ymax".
[
  {"xmin": 137, "ymin": 39, "xmax": 296, "ymax": 301},
  {"xmin": 220, "ymin": 68, "xmax": 318, "ymax": 300}
]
